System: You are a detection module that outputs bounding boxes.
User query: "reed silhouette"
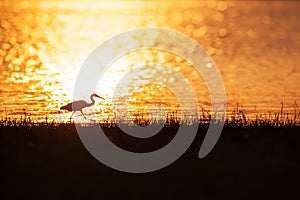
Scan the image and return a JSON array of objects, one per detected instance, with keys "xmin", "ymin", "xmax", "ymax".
[
  {"xmin": 1, "ymin": 110, "xmax": 300, "ymax": 200},
  {"xmin": 1, "ymin": 101, "xmax": 299, "ymax": 128}
]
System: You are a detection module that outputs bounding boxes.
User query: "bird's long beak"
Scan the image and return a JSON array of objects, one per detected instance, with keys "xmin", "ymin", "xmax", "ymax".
[{"xmin": 95, "ymin": 94, "xmax": 105, "ymax": 100}]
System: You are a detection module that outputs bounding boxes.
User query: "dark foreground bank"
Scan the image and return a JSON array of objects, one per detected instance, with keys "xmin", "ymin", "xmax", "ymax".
[{"xmin": 1, "ymin": 125, "xmax": 300, "ymax": 200}]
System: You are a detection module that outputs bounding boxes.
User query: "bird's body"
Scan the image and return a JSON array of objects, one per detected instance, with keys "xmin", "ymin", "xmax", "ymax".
[
  {"xmin": 60, "ymin": 93, "xmax": 105, "ymax": 119},
  {"xmin": 60, "ymin": 100, "xmax": 93, "ymax": 112}
]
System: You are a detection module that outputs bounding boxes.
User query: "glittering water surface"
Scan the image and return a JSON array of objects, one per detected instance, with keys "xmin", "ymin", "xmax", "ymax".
[{"xmin": 1, "ymin": 0, "xmax": 300, "ymax": 122}]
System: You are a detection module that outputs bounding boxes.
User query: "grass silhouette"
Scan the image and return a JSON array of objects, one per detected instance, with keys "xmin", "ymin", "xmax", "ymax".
[
  {"xmin": 1, "ymin": 103, "xmax": 300, "ymax": 199},
  {"xmin": 1, "ymin": 103, "xmax": 299, "ymax": 128}
]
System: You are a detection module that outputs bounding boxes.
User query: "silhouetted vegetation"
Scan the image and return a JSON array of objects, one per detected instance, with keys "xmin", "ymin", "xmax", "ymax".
[
  {"xmin": 1, "ymin": 104, "xmax": 300, "ymax": 199},
  {"xmin": 1, "ymin": 104, "xmax": 299, "ymax": 128}
]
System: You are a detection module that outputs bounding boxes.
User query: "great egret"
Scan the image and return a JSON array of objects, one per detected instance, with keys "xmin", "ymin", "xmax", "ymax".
[{"xmin": 60, "ymin": 93, "xmax": 105, "ymax": 119}]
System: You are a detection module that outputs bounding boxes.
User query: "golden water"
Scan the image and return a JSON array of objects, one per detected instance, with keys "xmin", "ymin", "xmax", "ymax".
[{"xmin": 1, "ymin": 0, "xmax": 300, "ymax": 122}]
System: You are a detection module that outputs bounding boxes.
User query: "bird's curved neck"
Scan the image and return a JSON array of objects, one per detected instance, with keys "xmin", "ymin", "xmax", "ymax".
[{"xmin": 88, "ymin": 95, "xmax": 96, "ymax": 106}]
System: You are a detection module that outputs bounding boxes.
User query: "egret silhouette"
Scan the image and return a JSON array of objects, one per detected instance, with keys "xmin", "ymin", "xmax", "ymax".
[{"xmin": 60, "ymin": 93, "xmax": 105, "ymax": 119}]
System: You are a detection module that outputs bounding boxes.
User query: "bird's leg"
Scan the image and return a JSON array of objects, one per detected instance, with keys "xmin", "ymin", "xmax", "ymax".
[
  {"xmin": 80, "ymin": 110, "xmax": 87, "ymax": 119},
  {"xmin": 70, "ymin": 111, "xmax": 75, "ymax": 120}
]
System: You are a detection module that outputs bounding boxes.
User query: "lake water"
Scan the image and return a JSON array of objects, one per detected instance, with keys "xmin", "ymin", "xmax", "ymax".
[{"xmin": 1, "ymin": 0, "xmax": 300, "ymax": 122}]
